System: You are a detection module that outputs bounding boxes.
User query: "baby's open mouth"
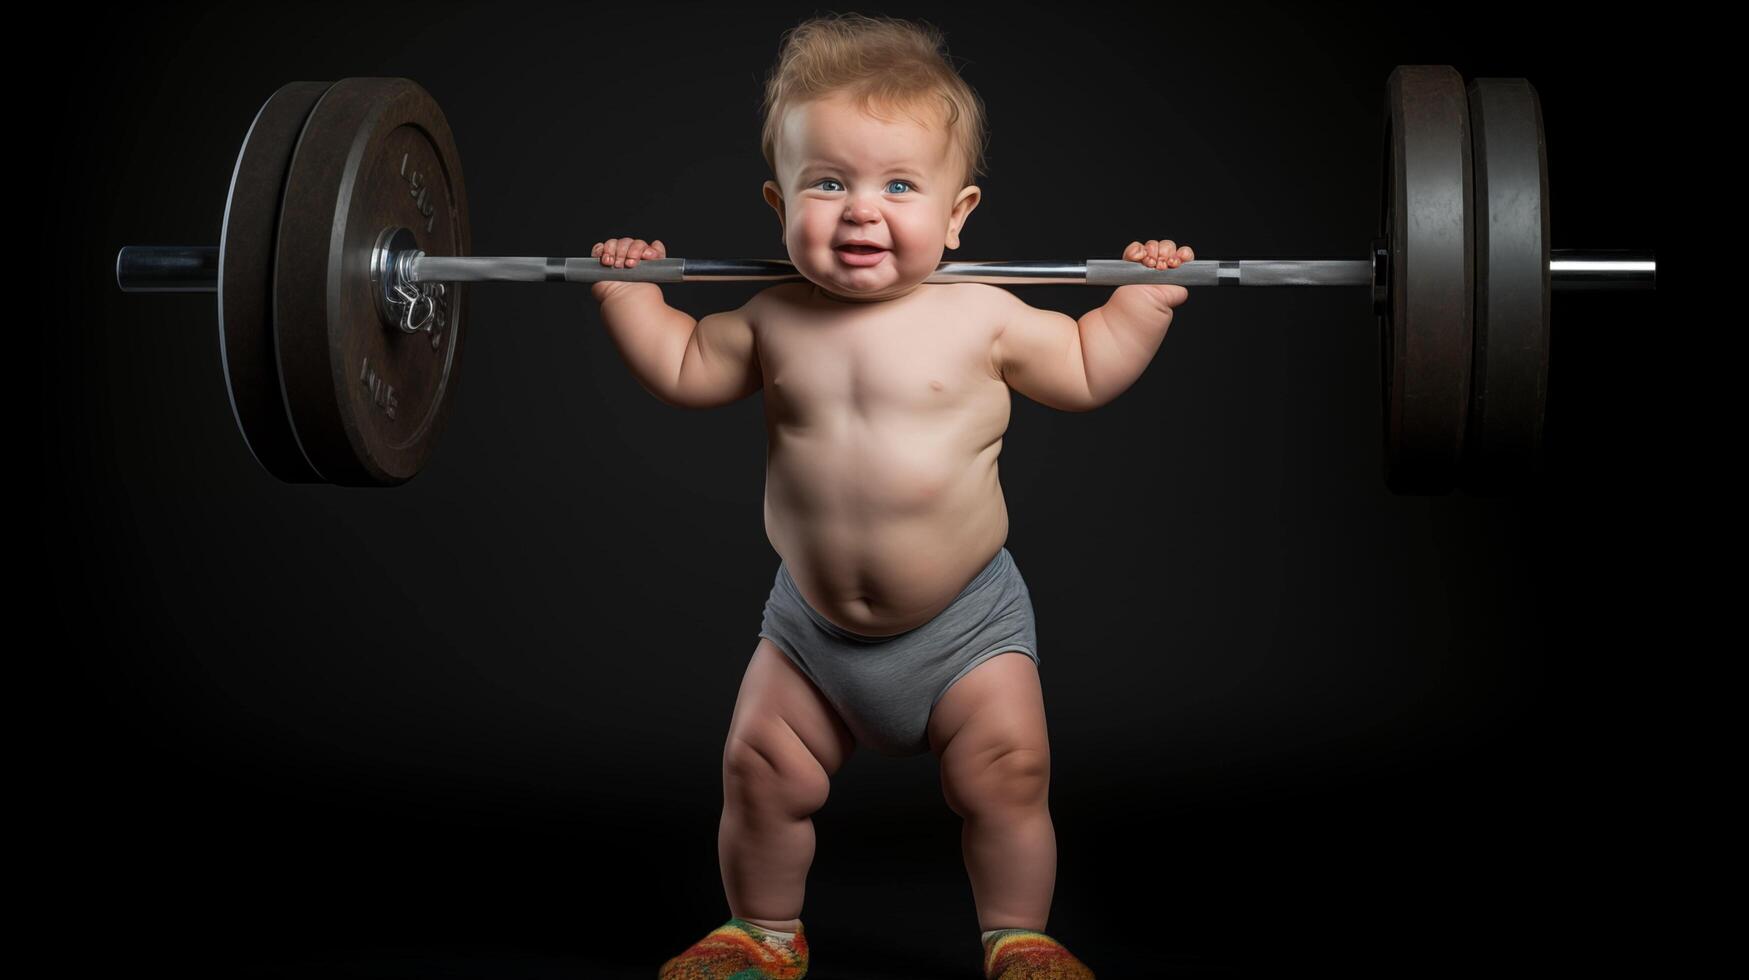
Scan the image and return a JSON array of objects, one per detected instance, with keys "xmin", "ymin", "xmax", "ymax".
[{"xmin": 836, "ymin": 245, "xmax": 886, "ymax": 253}]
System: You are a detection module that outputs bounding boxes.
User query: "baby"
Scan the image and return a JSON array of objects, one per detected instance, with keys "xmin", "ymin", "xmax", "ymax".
[{"xmin": 591, "ymin": 13, "xmax": 1191, "ymax": 980}]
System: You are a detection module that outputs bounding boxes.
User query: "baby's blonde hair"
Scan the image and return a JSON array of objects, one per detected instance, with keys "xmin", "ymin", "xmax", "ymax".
[{"xmin": 760, "ymin": 12, "xmax": 989, "ymax": 192}]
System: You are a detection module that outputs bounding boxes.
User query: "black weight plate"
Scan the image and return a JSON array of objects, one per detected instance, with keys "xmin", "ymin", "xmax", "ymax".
[
  {"xmin": 274, "ymin": 77, "xmax": 470, "ymax": 486},
  {"xmin": 219, "ymin": 80, "xmax": 332, "ymax": 484},
  {"xmin": 1463, "ymin": 77, "xmax": 1550, "ymax": 496},
  {"xmin": 1380, "ymin": 65, "xmax": 1473, "ymax": 495}
]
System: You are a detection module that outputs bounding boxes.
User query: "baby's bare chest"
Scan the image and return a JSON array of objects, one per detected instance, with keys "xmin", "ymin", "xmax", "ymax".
[{"xmin": 756, "ymin": 287, "xmax": 1009, "ymax": 431}]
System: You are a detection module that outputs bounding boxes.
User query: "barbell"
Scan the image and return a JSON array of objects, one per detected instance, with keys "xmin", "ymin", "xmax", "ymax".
[{"xmin": 115, "ymin": 67, "xmax": 1655, "ymax": 493}]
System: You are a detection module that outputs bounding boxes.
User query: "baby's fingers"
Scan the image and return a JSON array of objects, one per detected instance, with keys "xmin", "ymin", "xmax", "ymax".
[
  {"xmin": 1149, "ymin": 240, "xmax": 1191, "ymax": 268},
  {"xmin": 593, "ymin": 239, "xmax": 629, "ymax": 265},
  {"xmin": 621, "ymin": 237, "xmax": 663, "ymax": 267},
  {"xmin": 594, "ymin": 237, "xmax": 654, "ymax": 267}
]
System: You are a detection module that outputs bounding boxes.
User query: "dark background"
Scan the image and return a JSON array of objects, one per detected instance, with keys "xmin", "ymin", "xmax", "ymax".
[{"xmin": 33, "ymin": 1, "xmax": 1666, "ymax": 976}]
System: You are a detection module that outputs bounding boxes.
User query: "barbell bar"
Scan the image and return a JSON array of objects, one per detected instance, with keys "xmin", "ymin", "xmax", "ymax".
[
  {"xmin": 116, "ymin": 249, "xmax": 1656, "ymax": 291},
  {"xmin": 113, "ymin": 68, "xmax": 1655, "ymax": 493}
]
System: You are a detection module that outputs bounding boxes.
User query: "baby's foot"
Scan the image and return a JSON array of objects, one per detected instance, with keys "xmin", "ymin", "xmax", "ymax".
[
  {"xmin": 982, "ymin": 928, "xmax": 1095, "ymax": 979},
  {"xmin": 658, "ymin": 917, "xmax": 809, "ymax": 979}
]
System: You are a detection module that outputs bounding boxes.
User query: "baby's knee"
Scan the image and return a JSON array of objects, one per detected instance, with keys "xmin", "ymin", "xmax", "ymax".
[
  {"xmin": 723, "ymin": 733, "xmax": 833, "ymax": 818},
  {"xmin": 945, "ymin": 745, "xmax": 1050, "ymax": 815}
]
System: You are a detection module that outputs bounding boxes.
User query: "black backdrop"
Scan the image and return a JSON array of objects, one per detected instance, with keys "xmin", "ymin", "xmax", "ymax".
[{"xmin": 33, "ymin": 1, "xmax": 1666, "ymax": 976}]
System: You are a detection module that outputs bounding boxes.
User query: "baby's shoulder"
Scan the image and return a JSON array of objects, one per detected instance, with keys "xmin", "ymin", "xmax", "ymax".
[
  {"xmin": 943, "ymin": 282, "xmax": 1016, "ymax": 323},
  {"xmin": 751, "ymin": 281, "xmax": 818, "ymax": 316},
  {"xmin": 946, "ymin": 281, "xmax": 1010, "ymax": 305},
  {"xmin": 758, "ymin": 281, "xmax": 809, "ymax": 304}
]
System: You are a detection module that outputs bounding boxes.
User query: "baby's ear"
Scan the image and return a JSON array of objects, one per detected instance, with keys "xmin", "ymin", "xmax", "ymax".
[
  {"xmin": 762, "ymin": 180, "xmax": 787, "ymax": 235},
  {"xmin": 946, "ymin": 185, "xmax": 981, "ymax": 250}
]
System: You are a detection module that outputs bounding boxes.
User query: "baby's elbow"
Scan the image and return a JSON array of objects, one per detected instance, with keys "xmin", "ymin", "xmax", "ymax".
[{"xmin": 1073, "ymin": 380, "xmax": 1119, "ymax": 413}]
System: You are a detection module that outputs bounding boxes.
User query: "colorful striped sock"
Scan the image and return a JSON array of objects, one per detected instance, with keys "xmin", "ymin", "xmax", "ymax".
[
  {"xmin": 658, "ymin": 917, "xmax": 809, "ymax": 979},
  {"xmin": 981, "ymin": 928, "xmax": 1095, "ymax": 979}
]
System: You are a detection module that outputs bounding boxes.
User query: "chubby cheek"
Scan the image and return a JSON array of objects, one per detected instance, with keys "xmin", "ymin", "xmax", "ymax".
[
  {"xmin": 898, "ymin": 211, "xmax": 951, "ymax": 250},
  {"xmin": 793, "ymin": 210, "xmax": 840, "ymax": 254},
  {"xmin": 892, "ymin": 225, "xmax": 944, "ymax": 267}
]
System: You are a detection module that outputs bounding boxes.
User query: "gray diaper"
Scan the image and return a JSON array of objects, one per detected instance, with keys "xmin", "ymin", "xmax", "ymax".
[{"xmin": 757, "ymin": 547, "xmax": 1040, "ymax": 758}]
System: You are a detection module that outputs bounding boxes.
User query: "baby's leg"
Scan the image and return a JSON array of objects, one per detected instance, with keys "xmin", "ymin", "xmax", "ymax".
[
  {"xmin": 928, "ymin": 651, "xmax": 1055, "ymax": 931},
  {"xmin": 929, "ymin": 651, "xmax": 1095, "ymax": 978},
  {"xmin": 719, "ymin": 638, "xmax": 857, "ymax": 928},
  {"xmin": 661, "ymin": 639, "xmax": 855, "ymax": 979}
]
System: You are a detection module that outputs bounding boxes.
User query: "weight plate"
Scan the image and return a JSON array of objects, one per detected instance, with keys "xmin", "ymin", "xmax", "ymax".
[
  {"xmin": 1380, "ymin": 65, "xmax": 1473, "ymax": 495},
  {"xmin": 273, "ymin": 77, "xmax": 470, "ymax": 486},
  {"xmin": 1463, "ymin": 77, "xmax": 1550, "ymax": 495},
  {"xmin": 218, "ymin": 80, "xmax": 332, "ymax": 484}
]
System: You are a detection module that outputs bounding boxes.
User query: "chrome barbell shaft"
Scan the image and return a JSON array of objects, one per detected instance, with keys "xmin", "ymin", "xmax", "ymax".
[
  {"xmin": 403, "ymin": 255, "xmax": 1379, "ymax": 287},
  {"xmin": 114, "ymin": 246, "xmax": 1656, "ymax": 292}
]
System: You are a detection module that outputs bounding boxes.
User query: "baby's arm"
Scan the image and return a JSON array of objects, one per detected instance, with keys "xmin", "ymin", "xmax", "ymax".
[
  {"xmin": 673, "ymin": 304, "xmax": 761, "ymax": 409},
  {"xmin": 591, "ymin": 236, "xmax": 761, "ymax": 409},
  {"xmin": 991, "ymin": 239, "xmax": 1193, "ymax": 410},
  {"xmin": 987, "ymin": 288, "xmax": 1097, "ymax": 412}
]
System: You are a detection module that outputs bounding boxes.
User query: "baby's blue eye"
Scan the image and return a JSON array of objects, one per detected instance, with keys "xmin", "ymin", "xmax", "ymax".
[{"xmin": 811, "ymin": 178, "xmax": 913, "ymax": 194}]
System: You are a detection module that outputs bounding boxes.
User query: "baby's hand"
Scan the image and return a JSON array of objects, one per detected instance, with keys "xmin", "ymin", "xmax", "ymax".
[
  {"xmin": 589, "ymin": 236, "xmax": 667, "ymax": 302},
  {"xmin": 1122, "ymin": 239, "xmax": 1195, "ymax": 310}
]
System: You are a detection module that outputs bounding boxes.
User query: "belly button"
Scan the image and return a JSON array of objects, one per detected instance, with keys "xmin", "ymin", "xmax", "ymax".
[{"xmin": 930, "ymin": 380, "xmax": 943, "ymax": 391}]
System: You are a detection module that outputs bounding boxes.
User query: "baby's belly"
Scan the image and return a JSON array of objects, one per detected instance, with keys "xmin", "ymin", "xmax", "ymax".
[{"xmin": 764, "ymin": 425, "xmax": 1009, "ymax": 636}]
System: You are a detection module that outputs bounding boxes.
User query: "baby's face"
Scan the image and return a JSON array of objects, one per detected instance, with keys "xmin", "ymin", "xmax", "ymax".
[{"xmin": 763, "ymin": 92, "xmax": 980, "ymax": 304}]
